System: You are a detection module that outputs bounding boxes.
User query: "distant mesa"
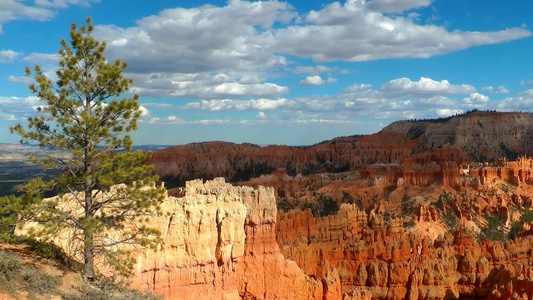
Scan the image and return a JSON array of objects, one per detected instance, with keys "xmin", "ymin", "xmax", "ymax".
[{"xmin": 149, "ymin": 111, "xmax": 533, "ymax": 188}]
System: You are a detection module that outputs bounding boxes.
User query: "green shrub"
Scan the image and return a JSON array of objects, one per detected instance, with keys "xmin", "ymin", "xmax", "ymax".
[
  {"xmin": 22, "ymin": 266, "xmax": 62, "ymax": 295},
  {"xmin": 303, "ymin": 195, "xmax": 340, "ymax": 218},
  {"xmin": 401, "ymin": 194, "xmax": 415, "ymax": 216},
  {"xmin": 0, "ymin": 250, "xmax": 23, "ymax": 291},
  {"xmin": 479, "ymin": 214, "xmax": 506, "ymax": 242},
  {"xmin": 403, "ymin": 218, "xmax": 415, "ymax": 228},
  {"xmin": 0, "ymin": 250, "xmax": 61, "ymax": 296},
  {"xmin": 508, "ymin": 208, "xmax": 533, "ymax": 240},
  {"xmin": 442, "ymin": 209, "xmax": 457, "ymax": 230}
]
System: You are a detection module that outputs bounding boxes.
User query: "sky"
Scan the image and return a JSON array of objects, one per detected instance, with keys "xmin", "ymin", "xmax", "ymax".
[{"xmin": 0, "ymin": 0, "xmax": 532, "ymax": 146}]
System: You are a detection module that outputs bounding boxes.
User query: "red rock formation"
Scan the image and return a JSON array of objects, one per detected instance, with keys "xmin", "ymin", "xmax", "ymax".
[
  {"xmin": 276, "ymin": 205, "xmax": 533, "ymax": 300},
  {"xmin": 129, "ymin": 178, "xmax": 323, "ymax": 299},
  {"xmin": 149, "ymin": 112, "xmax": 533, "ymax": 191}
]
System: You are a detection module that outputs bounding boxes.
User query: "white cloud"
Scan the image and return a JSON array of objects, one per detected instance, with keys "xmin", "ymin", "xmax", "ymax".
[
  {"xmin": 95, "ymin": 1, "xmax": 294, "ymax": 75},
  {"xmin": 0, "ymin": 0, "xmax": 55, "ymax": 26},
  {"xmin": 34, "ymin": 0, "xmax": 99, "ymax": 8},
  {"xmin": 497, "ymin": 89, "xmax": 533, "ymax": 111},
  {"xmin": 521, "ymin": 80, "xmax": 533, "ymax": 86},
  {"xmin": 88, "ymin": 1, "xmax": 530, "ymax": 100},
  {"xmin": 380, "ymin": 77, "xmax": 476, "ymax": 96},
  {"xmin": 23, "ymin": 53, "xmax": 59, "ymax": 64},
  {"xmin": 436, "ymin": 108, "xmax": 463, "ymax": 116},
  {"xmin": 256, "ymin": 111, "xmax": 267, "ymax": 120},
  {"xmin": 147, "ymin": 117, "xmax": 231, "ymax": 126},
  {"xmin": 0, "ymin": 96, "xmax": 42, "ymax": 120},
  {"xmin": 183, "ymin": 98, "xmax": 296, "ymax": 111},
  {"xmin": 0, "ymin": 50, "xmax": 21, "ymax": 62},
  {"xmin": 300, "ymin": 75, "xmax": 325, "ymax": 86},
  {"xmin": 344, "ymin": 83, "xmax": 372, "ymax": 93},
  {"xmin": 138, "ymin": 105, "xmax": 150, "ymax": 117},
  {"xmin": 482, "ymin": 85, "xmax": 509, "ymax": 94},
  {"xmin": 0, "ymin": 0, "xmax": 98, "ymax": 34},
  {"xmin": 366, "ymin": 0, "xmax": 434, "ymax": 13},
  {"xmin": 144, "ymin": 74, "xmax": 518, "ymax": 127},
  {"xmin": 463, "ymin": 92, "xmax": 490, "ymax": 107},
  {"xmin": 268, "ymin": 1, "xmax": 530, "ymax": 62},
  {"xmin": 294, "ymin": 65, "xmax": 334, "ymax": 75},
  {"xmin": 130, "ymin": 72, "xmax": 289, "ymax": 99}
]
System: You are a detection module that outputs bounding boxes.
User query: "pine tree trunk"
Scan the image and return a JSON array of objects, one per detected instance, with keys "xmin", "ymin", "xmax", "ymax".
[
  {"xmin": 83, "ymin": 222, "xmax": 95, "ymax": 280},
  {"xmin": 82, "ymin": 94, "xmax": 95, "ymax": 280},
  {"xmin": 84, "ymin": 182, "xmax": 95, "ymax": 280}
]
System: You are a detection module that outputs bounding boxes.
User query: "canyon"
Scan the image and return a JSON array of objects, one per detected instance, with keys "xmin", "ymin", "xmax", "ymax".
[
  {"xmin": 137, "ymin": 111, "xmax": 533, "ymax": 299},
  {"xmin": 124, "ymin": 173, "xmax": 533, "ymax": 299},
  {"xmin": 12, "ymin": 111, "xmax": 533, "ymax": 299}
]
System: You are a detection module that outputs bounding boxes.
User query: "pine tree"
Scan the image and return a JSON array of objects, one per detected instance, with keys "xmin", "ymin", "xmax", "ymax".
[{"xmin": 10, "ymin": 17, "xmax": 165, "ymax": 280}]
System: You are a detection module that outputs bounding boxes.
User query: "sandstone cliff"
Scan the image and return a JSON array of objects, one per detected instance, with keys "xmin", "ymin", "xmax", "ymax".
[
  {"xmin": 130, "ymin": 178, "xmax": 323, "ymax": 300},
  {"xmin": 277, "ymin": 204, "xmax": 533, "ymax": 299},
  {"xmin": 20, "ymin": 176, "xmax": 533, "ymax": 299}
]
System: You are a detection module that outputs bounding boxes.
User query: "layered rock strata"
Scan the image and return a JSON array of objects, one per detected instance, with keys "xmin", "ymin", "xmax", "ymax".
[
  {"xmin": 277, "ymin": 204, "xmax": 533, "ymax": 299},
  {"xmin": 150, "ymin": 112, "xmax": 533, "ymax": 188},
  {"xmin": 130, "ymin": 178, "xmax": 323, "ymax": 299}
]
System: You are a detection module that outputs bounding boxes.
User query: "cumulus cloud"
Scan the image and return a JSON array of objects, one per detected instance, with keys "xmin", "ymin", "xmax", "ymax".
[
  {"xmin": 129, "ymin": 72, "xmax": 289, "ymax": 99},
  {"xmin": 0, "ymin": 96, "xmax": 42, "ymax": 120},
  {"xmin": 268, "ymin": 1, "xmax": 530, "ymax": 62},
  {"xmin": 521, "ymin": 80, "xmax": 533, "ymax": 86},
  {"xmin": 0, "ymin": 0, "xmax": 98, "ymax": 34},
  {"xmin": 294, "ymin": 65, "xmax": 334, "ymax": 75},
  {"xmin": 34, "ymin": 0, "xmax": 99, "ymax": 8},
  {"xmin": 366, "ymin": 0, "xmax": 434, "ymax": 13},
  {"xmin": 300, "ymin": 75, "xmax": 325, "ymax": 86},
  {"xmin": 380, "ymin": 77, "xmax": 476, "ymax": 96},
  {"xmin": 497, "ymin": 90, "xmax": 533, "ymax": 111},
  {"xmin": 8, "ymin": 75, "xmax": 32, "ymax": 85},
  {"xmin": 463, "ymin": 92, "xmax": 490, "ymax": 107},
  {"xmin": 138, "ymin": 105, "xmax": 150, "ymax": 117},
  {"xmin": 88, "ymin": 1, "xmax": 530, "ymax": 99},
  {"xmin": 482, "ymin": 85, "xmax": 509, "ymax": 94},
  {"xmin": 147, "ymin": 117, "xmax": 231, "ymax": 126},
  {"xmin": 23, "ymin": 53, "xmax": 59, "ymax": 64},
  {"xmin": 183, "ymin": 98, "xmax": 297, "ymax": 111},
  {"xmin": 344, "ymin": 83, "xmax": 372, "ymax": 93},
  {"xmin": 436, "ymin": 108, "xmax": 463, "ymax": 116},
  {"xmin": 0, "ymin": 50, "xmax": 21, "ymax": 62},
  {"xmin": 256, "ymin": 111, "xmax": 267, "ymax": 120},
  {"xmin": 95, "ymin": 1, "xmax": 294, "ymax": 75},
  {"xmin": 137, "ymin": 73, "xmax": 513, "ymax": 129}
]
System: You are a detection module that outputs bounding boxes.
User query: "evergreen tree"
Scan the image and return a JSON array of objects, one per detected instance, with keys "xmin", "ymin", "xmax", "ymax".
[{"xmin": 10, "ymin": 17, "xmax": 165, "ymax": 280}]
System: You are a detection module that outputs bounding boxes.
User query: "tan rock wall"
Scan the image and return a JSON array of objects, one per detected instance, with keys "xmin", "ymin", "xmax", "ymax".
[{"xmin": 130, "ymin": 178, "xmax": 322, "ymax": 299}]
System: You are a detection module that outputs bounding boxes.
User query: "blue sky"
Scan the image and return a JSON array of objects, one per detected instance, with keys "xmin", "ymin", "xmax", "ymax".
[{"xmin": 0, "ymin": 0, "xmax": 532, "ymax": 146}]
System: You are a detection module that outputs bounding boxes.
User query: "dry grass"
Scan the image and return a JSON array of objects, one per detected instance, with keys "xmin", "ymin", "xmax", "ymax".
[{"xmin": 0, "ymin": 242, "xmax": 160, "ymax": 300}]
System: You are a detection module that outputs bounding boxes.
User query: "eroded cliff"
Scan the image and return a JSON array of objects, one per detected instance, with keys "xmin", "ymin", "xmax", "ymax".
[
  {"xmin": 130, "ymin": 178, "xmax": 323, "ymax": 300},
  {"xmin": 149, "ymin": 111, "xmax": 533, "ymax": 188},
  {"xmin": 277, "ymin": 205, "xmax": 533, "ymax": 299}
]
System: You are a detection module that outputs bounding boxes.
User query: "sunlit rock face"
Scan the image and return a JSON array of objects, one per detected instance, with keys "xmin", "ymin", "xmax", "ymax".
[
  {"xmin": 276, "ymin": 205, "xmax": 533, "ymax": 300},
  {"xmin": 130, "ymin": 178, "xmax": 323, "ymax": 300}
]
